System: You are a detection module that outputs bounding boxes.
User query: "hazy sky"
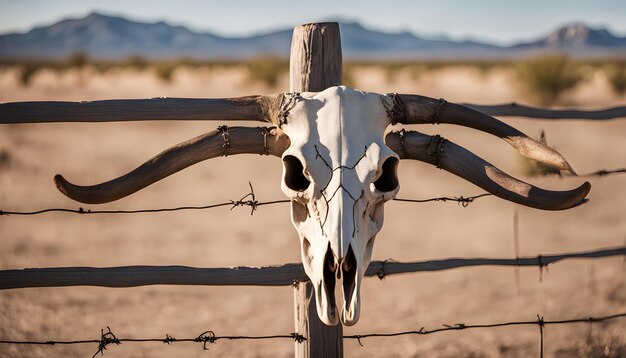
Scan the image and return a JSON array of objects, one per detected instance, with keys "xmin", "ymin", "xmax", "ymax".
[{"xmin": 1, "ymin": 0, "xmax": 625, "ymax": 45}]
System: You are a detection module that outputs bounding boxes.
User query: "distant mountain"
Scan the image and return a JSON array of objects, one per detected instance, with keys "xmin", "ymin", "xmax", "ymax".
[
  {"xmin": 512, "ymin": 23, "xmax": 626, "ymax": 57},
  {"xmin": 1, "ymin": 13, "xmax": 625, "ymax": 60},
  {"xmin": 0, "ymin": 12, "xmax": 291, "ymax": 60},
  {"xmin": 336, "ymin": 21, "xmax": 501, "ymax": 60}
]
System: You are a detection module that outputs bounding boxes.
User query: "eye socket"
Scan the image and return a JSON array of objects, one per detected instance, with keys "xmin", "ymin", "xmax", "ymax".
[
  {"xmin": 283, "ymin": 155, "xmax": 311, "ymax": 192},
  {"xmin": 373, "ymin": 157, "xmax": 399, "ymax": 192}
]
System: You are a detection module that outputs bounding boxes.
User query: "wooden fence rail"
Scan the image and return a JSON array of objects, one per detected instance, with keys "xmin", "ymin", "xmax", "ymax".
[
  {"xmin": 0, "ymin": 98, "xmax": 268, "ymax": 124},
  {"xmin": 2, "ymin": 246, "xmax": 623, "ymax": 290},
  {"xmin": 2, "ymin": 100, "xmax": 625, "ymax": 125}
]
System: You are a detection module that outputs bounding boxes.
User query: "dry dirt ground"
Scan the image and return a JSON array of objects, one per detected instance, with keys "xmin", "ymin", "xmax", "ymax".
[{"xmin": 0, "ymin": 66, "xmax": 625, "ymax": 357}]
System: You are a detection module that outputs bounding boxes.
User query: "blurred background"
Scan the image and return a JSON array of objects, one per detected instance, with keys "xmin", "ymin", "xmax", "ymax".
[{"xmin": 1, "ymin": 1, "xmax": 625, "ymax": 357}]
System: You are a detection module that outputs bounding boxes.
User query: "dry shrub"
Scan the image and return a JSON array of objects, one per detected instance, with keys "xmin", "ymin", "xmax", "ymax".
[
  {"xmin": 604, "ymin": 62, "xmax": 626, "ymax": 95},
  {"xmin": 154, "ymin": 62, "xmax": 177, "ymax": 82},
  {"xmin": 516, "ymin": 55, "xmax": 585, "ymax": 105},
  {"xmin": 245, "ymin": 56, "xmax": 288, "ymax": 87},
  {"xmin": 124, "ymin": 55, "xmax": 148, "ymax": 70},
  {"xmin": 18, "ymin": 63, "xmax": 41, "ymax": 86},
  {"xmin": 65, "ymin": 52, "xmax": 89, "ymax": 68},
  {"xmin": 0, "ymin": 148, "xmax": 11, "ymax": 168},
  {"xmin": 555, "ymin": 335, "xmax": 626, "ymax": 358}
]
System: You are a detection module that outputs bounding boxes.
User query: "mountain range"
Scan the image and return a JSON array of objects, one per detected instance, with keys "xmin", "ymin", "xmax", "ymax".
[{"xmin": 1, "ymin": 12, "xmax": 625, "ymax": 61}]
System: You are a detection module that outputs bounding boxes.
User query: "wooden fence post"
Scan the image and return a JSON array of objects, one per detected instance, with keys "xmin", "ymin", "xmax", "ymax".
[{"xmin": 290, "ymin": 22, "xmax": 343, "ymax": 358}]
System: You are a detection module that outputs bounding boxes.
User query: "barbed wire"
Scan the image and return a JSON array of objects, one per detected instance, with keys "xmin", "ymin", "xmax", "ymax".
[
  {"xmin": 345, "ymin": 313, "xmax": 626, "ymax": 343},
  {"xmin": 393, "ymin": 193, "xmax": 492, "ymax": 207},
  {"xmin": 0, "ymin": 313, "xmax": 623, "ymax": 357},
  {"xmin": 565, "ymin": 168, "xmax": 626, "ymax": 178},
  {"xmin": 0, "ymin": 182, "xmax": 288, "ymax": 216},
  {"xmin": 2, "ymin": 165, "xmax": 623, "ymax": 216},
  {"xmin": 0, "ymin": 326, "xmax": 306, "ymax": 358},
  {"xmin": 346, "ymin": 313, "xmax": 626, "ymax": 358},
  {"xmin": 1, "ymin": 166, "xmax": 623, "ymax": 217},
  {"xmin": 0, "ymin": 183, "xmax": 491, "ymax": 216}
]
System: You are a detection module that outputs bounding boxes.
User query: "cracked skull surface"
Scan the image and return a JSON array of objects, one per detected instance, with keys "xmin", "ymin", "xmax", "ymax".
[{"xmin": 280, "ymin": 87, "xmax": 399, "ymax": 325}]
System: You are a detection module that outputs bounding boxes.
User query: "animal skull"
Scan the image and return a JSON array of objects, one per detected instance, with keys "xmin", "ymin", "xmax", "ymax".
[
  {"xmin": 51, "ymin": 85, "xmax": 591, "ymax": 326},
  {"xmin": 279, "ymin": 87, "xmax": 399, "ymax": 325}
]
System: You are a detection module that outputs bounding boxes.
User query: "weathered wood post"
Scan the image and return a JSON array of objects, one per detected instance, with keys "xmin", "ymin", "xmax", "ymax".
[{"xmin": 290, "ymin": 22, "xmax": 343, "ymax": 358}]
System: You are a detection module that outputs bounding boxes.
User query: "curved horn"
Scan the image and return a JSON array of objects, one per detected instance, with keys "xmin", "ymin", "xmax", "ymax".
[
  {"xmin": 385, "ymin": 94, "xmax": 576, "ymax": 174},
  {"xmin": 386, "ymin": 130, "xmax": 590, "ymax": 210},
  {"xmin": 55, "ymin": 126, "xmax": 290, "ymax": 204},
  {"xmin": 1, "ymin": 95, "xmax": 283, "ymax": 124}
]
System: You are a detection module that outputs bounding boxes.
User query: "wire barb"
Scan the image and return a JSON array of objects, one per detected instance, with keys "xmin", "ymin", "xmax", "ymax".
[
  {"xmin": 92, "ymin": 326, "xmax": 120, "ymax": 358},
  {"xmin": 290, "ymin": 332, "xmax": 307, "ymax": 343},
  {"xmin": 229, "ymin": 182, "xmax": 259, "ymax": 215},
  {"xmin": 537, "ymin": 315, "xmax": 545, "ymax": 358},
  {"xmin": 194, "ymin": 330, "xmax": 217, "ymax": 350}
]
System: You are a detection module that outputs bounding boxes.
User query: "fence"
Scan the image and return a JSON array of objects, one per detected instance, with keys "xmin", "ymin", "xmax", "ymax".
[{"xmin": 1, "ymin": 22, "xmax": 626, "ymax": 357}]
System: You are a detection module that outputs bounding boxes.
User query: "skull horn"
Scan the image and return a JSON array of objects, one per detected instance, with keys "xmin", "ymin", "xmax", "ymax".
[
  {"xmin": 55, "ymin": 127, "xmax": 290, "ymax": 204},
  {"xmin": 386, "ymin": 130, "xmax": 590, "ymax": 210},
  {"xmin": 385, "ymin": 94, "xmax": 576, "ymax": 174}
]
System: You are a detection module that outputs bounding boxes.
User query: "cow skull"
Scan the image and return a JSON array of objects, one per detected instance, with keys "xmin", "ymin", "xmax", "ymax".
[
  {"xmin": 279, "ymin": 87, "xmax": 398, "ymax": 325},
  {"xmin": 51, "ymin": 86, "xmax": 591, "ymax": 326}
]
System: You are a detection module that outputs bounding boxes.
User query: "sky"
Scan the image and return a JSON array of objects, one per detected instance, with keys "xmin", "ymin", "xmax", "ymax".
[{"xmin": 1, "ymin": 0, "xmax": 625, "ymax": 45}]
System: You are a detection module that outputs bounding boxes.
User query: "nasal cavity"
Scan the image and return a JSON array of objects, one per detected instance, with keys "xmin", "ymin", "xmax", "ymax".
[
  {"xmin": 323, "ymin": 243, "xmax": 337, "ymax": 310},
  {"xmin": 283, "ymin": 155, "xmax": 310, "ymax": 191},
  {"xmin": 342, "ymin": 245, "xmax": 357, "ymax": 305},
  {"xmin": 374, "ymin": 157, "xmax": 399, "ymax": 192}
]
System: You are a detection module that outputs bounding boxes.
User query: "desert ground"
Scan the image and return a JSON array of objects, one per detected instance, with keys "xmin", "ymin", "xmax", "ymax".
[{"xmin": 0, "ymin": 64, "xmax": 625, "ymax": 357}]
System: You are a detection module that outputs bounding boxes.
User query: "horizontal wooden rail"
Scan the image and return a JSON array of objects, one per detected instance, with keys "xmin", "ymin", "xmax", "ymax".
[
  {"xmin": 464, "ymin": 103, "xmax": 626, "ymax": 120},
  {"xmin": 1, "ymin": 246, "xmax": 623, "ymax": 290},
  {"xmin": 0, "ymin": 97, "xmax": 270, "ymax": 124},
  {"xmin": 1, "ymin": 98, "xmax": 625, "ymax": 124}
]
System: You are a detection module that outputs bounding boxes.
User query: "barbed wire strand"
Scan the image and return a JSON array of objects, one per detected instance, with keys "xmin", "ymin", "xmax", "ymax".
[
  {"xmin": 1, "ymin": 166, "xmax": 623, "ymax": 216},
  {"xmin": 0, "ymin": 327, "xmax": 306, "ymax": 358},
  {"xmin": 0, "ymin": 182, "xmax": 288, "ymax": 216},
  {"xmin": 567, "ymin": 168, "xmax": 626, "ymax": 178},
  {"xmin": 0, "ymin": 184, "xmax": 491, "ymax": 216},
  {"xmin": 0, "ymin": 313, "xmax": 623, "ymax": 357},
  {"xmin": 345, "ymin": 312, "xmax": 626, "ymax": 358},
  {"xmin": 393, "ymin": 193, "xmax": 492, "ymax": 207}
]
